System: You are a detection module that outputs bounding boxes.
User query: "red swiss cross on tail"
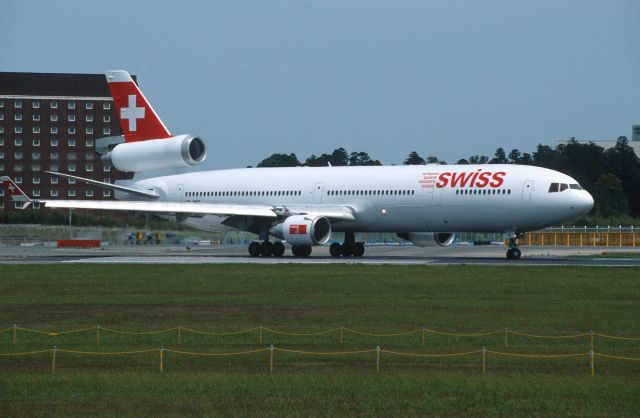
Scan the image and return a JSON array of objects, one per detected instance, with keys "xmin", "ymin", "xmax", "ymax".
[
  {"xmin": 106, "ymin": 70, "xmax": 172, "ymax": 142},
  {"xmin": 1, "ymin": 176, "xmax": 33, "ymax": 209}
]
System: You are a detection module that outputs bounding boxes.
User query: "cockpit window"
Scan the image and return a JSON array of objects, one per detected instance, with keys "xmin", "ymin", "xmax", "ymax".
[
  {"xmin": 548, "ymin": 183, "xmax": 559, "ymax": 193},
  {"xmin": 560, "ymin": 183, "xmax": 568, "ymax": 192},
  {"xmin": 569, "ymin": 184, "xmax": 583, "ymax": 190}
]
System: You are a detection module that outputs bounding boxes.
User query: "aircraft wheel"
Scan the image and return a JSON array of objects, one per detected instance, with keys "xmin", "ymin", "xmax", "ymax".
[
  {"xmin": 248, "ymin": 241, "xmax": 261, "ymax": 257},
  {"xmin": 272, "ymin": 242, "xmax": 285, "ymax": 257},
  {"xmin": 506, "ymin": 248, "xmax": 521, "ymax": 260},
  {"xmin": 292, "ymin": 245, "xmax": 312, "ymax": 257},
  {"xmin": 341, "ymin": 244, "xmax": 353, "ymax": 257},
  {"xmin": 329, "ymin": 243, "xmax": 342, "ymax": 257},
  {"xmin": 353, "ymin": 242, "xmax": 365, "ymax": 257},
  {"xmin": 301, "ymin": 245, "xmax": 312, "ymax": 257},
  {"xmin": 260, "ymin": 241, "xmax": 273, "ymax": 257}
]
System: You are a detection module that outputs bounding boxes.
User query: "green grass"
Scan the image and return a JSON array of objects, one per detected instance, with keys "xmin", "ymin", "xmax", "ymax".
[{"xmin": 0, "ymin": 264, "xmax": 639, "ymax": 417}]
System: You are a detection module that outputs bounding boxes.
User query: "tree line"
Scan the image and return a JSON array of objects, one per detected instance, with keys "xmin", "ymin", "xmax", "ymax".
[{"xmin": 256, "ymin": 137, "xmax": 640, "ymax": 225}]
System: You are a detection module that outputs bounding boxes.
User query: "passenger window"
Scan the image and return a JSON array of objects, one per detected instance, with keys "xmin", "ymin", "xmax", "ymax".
[{"xmin": 548, "ymin": 183, "xmax": 559, "ymax": 193}]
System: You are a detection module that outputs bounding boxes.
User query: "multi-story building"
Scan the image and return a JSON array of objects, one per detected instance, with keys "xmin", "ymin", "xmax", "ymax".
[
  {"xmin": 0, "ymin": 72, "xmax": 134, "ymax": 210},
  {"xmin": 555, "ymin": 125, "xmax": 640, "ymax": 155}
]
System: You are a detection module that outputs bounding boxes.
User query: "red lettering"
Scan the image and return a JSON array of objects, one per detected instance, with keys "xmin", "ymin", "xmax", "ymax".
[
  {"xmin": 490, "ymin": 172, "xmax": 506, "ymax": 188},
  {"xmin": 476, "ymin": 172, "xmax": 492, "ymax": 188},
  {"xmin": 451, "ymin": 172, "xmax": 474, "ymax": 187},
  {"xmin": 469, "ymin": 169, "xmax": 482, "ymax": 187},
  {"xmin": 436, "ymin": 172, "xmax": 450, "ymax": 188}
]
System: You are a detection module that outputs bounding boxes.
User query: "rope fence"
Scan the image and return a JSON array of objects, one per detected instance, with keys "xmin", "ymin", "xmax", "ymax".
[
  {"xmin": 1, "ymin": 345, "xmax": 639, "ymax": 375},
  {"xmin": 3, "ymin": 325, "xmax": 640, "ymax": 348}
]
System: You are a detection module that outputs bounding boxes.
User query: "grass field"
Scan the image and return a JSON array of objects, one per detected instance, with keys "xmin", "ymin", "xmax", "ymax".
[{"xmin": 0, "ymin": 264, "xmax": 639, "ymax": 417}]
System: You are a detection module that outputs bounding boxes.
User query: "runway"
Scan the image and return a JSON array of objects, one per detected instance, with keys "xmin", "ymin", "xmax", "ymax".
[{"xmin": 1, "ymin": 244, "xmax": 639, "ymax": 266}]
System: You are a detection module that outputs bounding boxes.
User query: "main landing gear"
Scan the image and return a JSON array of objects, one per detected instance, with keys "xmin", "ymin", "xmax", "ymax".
[
  {"xmin": 506, "ymin": 236, "xmax": 522, "ymax": 260},
  {"xmin": 329, "ymin": 232, "xmax": 365, "ymax": 257},
  {"xmin": 248, "ymin": 241, "xmax": 285, "ymax": 257}
]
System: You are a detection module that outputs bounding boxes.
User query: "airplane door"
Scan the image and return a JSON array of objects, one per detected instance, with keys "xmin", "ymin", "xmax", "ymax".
[
  {"xmin": 313, "ymin": 182, "xmax": 324, "ymax": 204},
  {"xmin": 522, "ymin": 180, "xmax": 534, "ymax": 203},
  {"xmin": 174, "ymin": 184, "xmax": 185, "ymax": 202}
]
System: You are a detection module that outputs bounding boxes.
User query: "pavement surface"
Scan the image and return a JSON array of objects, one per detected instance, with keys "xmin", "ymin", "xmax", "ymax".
[{"xmin": 1, "ymin": 244, "xmax": 639, "ymax": 266}]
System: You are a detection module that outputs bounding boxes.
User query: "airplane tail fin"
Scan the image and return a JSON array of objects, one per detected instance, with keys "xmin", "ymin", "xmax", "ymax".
[
  {"xmin": 1, "ymin": 176, "xmax": 33, "ymax": 209},
  {"xmin": 105, "ymin": 70, "xmax": 172, "ymax": 142}
]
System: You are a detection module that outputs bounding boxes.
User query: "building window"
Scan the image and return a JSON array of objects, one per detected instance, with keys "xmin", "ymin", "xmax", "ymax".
[
  {"xmin": 32, "ymin": 101, "xmax": 40, "ymax": 108},
  {"xmin": 68, "ymin": 102, "xmax": 76, "ymax": 109},
  {"xmin": 33, "ymin": 139, "xmax": 40, "ymax": 147},
  {"xmin": 0, "ymin": 188, "xmax": 3, "ymax": 196},
  {"xmin": 86, "ymin": 127, "xmax": 93, "ymax": 135},
  {"xmin": 68, "ymin": 127, "xmax": 76, "ymax": 134},
  {"xmin": 86, "ymin": 189, "xmax": 94, "ymax": 197},
  {"xmin": 103, "ymin": 128, "xmax": 111, "ymax": 135},
  {"xmin": 0, "ymin": 113, "xmax": 4, "ymax": 120},
  {"xmin": 15, "ymin": 176, "xmax": 22, "ymax": 184},
  {"xmin": 68, "ymin": 152, "xmax": 77, "ymax": 161},
  {"xmin": 68, "ymin": 190, "xmax": 76, "ymax": 197},
  {"xmin": 32, "ymin": 152, "xmax": 41, "ymax": 160},
  {"xmin": 0, "ymin": 138, "xmax": 3, "ymax": 145},
  {"xmin": 33, "ymin": 189, "xmax": 41, "ymax": 197},
  {"xmin": 50, "ymin": 101, "xmax": 58, "ymax": 109},
  {"xmin": 85, "ymin": 139, "xmax": 94, "ymax": 147},
  {"xmin": 33, "ymin": 176, "xmax": 40, "ymax": 184},
  {"xmin": 15, "ymin": 139, "xmax": 22, "ymax": 146},
  {"xmin": 103, "ymin": 177, "xmax": 111, "ymax": 183},
  {"xmin": 68, "ymin": 114, "xmax": 76, "ymax": 122},
  {"xmin": 50, "ymin": 127, "xmax": 59, "ymax": 134},
  {"xmin": 0, "ymin": 127, "xmax": 4, "ymax": 133},
  {"xmin": 51, "ymin": 177, "xmax": 58, "ymax": 184},
  {"xmin": 50, "ymin": 114, "xmax": 58, "ymax": 122},
  {"xmin": 0, "ymin": 151, "xmax": 4, "ymax": 159},
  {"xmin": 49, "ymin": 164, "xmax": 59, "ymax": 171},
  {"xmin": 0, "ymin": 99, "xmax": 3, "ymax": 108},
  {"xmin": 15, "ymin": 126, "xmax": 23, "ymax": 134},
  {"xmin": 103, "ymin": 115, "xmax": 111, "ymax": 122},
  {"xmin": 85, "ymin": 152, "xmax": 95, "ymax": 160},
  {"xmin": 15, "ymin": 113, "xmax": 22, "ymax": 121},
  {"xmin": 68, "ymin": 139, "xmax": 76, "ymax": 147},
  {"xmin": 68, "ymin": 164, "xmax": 76, "ymax": 172},
  {"xmin": 86, "ymin": 163, "xmax": 94, "ymax": 172},
  {"xmin": 15, "ymin": 100, "xmax": 22, "ymax": 108},
  {"xmin": 85, "ymin": 115, "xmax": 94, "ymax": 122},
  {"xmin": 85, "ymin": 102, "xmax": 93, "ymax": 110},
  {"xmin": 68, "ymin": 177, "xmax": 75, "ymax": 184},
  {"xmin": 103, "ymin": 190, "xmax": 112, "ymax": 197},
  {"xmin": 14, "ymin": 164, "xmax": 23, "ymax": 172},
  {"xmin": 51, "ymin": 189, "xmax": 58, "ymax": 197},
  {"xmin": 14, "ymin": 152, "xmax": 23, "ymax": 159},
  {"xmin": 51, "ymin": 139, "xmax": 59, "ymax": 146},
  {"xmin": 103, "ymin": 102, "xmax": 111, "ymax": 110},
  {"xmin": 33, "ymin": 127, "xmax": 41, "ymax": 134},
  {"xmin": 103, "ymin": 163, "xmax": 111, "ymax": 172},
  {"xmin": 33, "ymin": 114, "xmax": 40, "ymax": 121}
]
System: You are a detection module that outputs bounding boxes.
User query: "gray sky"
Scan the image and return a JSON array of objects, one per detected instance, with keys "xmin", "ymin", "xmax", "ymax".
[{"xmin": 3, "ymin": 1, "xmax": 639, "ymax": 169}]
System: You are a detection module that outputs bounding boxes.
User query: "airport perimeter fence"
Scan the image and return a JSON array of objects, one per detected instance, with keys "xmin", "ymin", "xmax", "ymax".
[
  {"xmin": 1, "ymin": 325, "xmax": 639, "ymax": 376},
  {"xmin": 509, "ymin": 226, "xmax": 640, "ymax": 247}
]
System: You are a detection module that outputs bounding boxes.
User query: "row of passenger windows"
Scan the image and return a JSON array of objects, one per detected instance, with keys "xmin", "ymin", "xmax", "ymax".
[
  {"xmin": 328, "ymin": 189, "xmax": 415, "ymax": 196},
  {"xmin": 548, "ymin": 182, "xmax": 582, "ymax": 193},
  {"xmin": 0, "ymin": 125, "xmax": 110, "ymax": 135},
  {"xmin": 455, "ymin": 189, "xmax": 511, "ymax": 195},
  {"xmin": 186, "ymin": 190, "xmax": 303, "ymax": 198}
]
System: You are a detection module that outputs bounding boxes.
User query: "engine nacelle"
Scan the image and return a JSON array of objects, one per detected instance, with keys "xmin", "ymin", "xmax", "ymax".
[
  {"xmin": 270, "ymin": 215, "xmax": 332, "ymax": 246},
  {"xmin": 103, "ymin": 135, "xmax": 206, "ymax": 172},
  {"xmin": 397, "ymin": 232, "xmax": 455, "ymax": 247}
]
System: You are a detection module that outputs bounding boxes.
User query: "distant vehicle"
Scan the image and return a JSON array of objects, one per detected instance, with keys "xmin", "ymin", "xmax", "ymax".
[{"xmin": 1, "ymin": 70, "xmax": 593, "ymax": 260}]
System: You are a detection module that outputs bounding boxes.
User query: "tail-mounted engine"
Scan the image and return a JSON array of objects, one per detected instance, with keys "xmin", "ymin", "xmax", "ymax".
[
  {"xmin": 397, "ymin": 232, "xmax": 455, "ymax": 247},
  {"xmin": 270, "ymin": 215, "xmax": 332, "ymax": 246},
  {"xmin": 101, "ymin": 135, "xmax": 206, "ymax": 173}
]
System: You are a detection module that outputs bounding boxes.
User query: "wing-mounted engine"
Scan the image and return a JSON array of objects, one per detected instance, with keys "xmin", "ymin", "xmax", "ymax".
[
  {"xmin": 270, "ymin": 215, "xmax": 332, "ymax": 245},
  {"xmin": 100, "ymin": 135, "xmax": 206, "ymax": 173},
  {"xmin": 397, "ymin": 232, "xmax": 455, "ymax": 247}
]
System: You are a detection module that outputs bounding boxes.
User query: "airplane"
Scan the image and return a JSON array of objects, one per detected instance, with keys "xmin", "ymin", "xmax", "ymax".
[{"xmin": 1, "ymin": 70, "xmax": 594, "ymax": 260}]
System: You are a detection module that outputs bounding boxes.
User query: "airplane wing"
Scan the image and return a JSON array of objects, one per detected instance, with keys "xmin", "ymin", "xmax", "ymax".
[
  {"xmin": 1, "ymin": 176, "xmax": 355, "ymax": 221},
  {"xmin": 45, "ymin": 171, "xmax": 159, "ymax": 199}
]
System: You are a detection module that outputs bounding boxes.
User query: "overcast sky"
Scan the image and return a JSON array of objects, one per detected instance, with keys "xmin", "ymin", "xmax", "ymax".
[{"xmin": 3, "ymin": 1, "xmax": 639, "ymax": 169}]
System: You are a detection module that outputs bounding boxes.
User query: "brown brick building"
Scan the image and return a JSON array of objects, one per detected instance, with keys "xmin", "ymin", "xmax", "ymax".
[{"xmin": 0, "ymin": 72, "xmax": 134, "ymax": 210}]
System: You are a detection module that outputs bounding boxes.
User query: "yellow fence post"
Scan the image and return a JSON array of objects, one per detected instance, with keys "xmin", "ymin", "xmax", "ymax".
[
  {"xmin": 590, "ymin": 350, "xmax": 594, "ymax": 377},
  {"xmin": 51, "ymin": 346, "xmax": 57, "ymax": 373},
  {"xmin": 482, "ymin": 347, "xmax": 486, "ymax": 374},
  {"xmin": 160, "ymin": 346, "xmax": 164, "ymax": 373},
  {"xmin": 269, "ymin": 345, "xmax": 274, "ymax": 373},
  {"xmin": 376, "ymin": 346, "xmax": 381, "ymax": 372},
  {"xmin": 177, "ymin": 326, "xmax": 181, "ymax": 346},
  {"xmin": 12, "ymin": 325, "xmax": 16, "ymax": 345},
  {"xmin": 96, "ymin": 325, "xmax": 100, "ymax": 345},
  {"xmin": 504, "ymin": 328, "xmax": 508, "ymax": 348}
]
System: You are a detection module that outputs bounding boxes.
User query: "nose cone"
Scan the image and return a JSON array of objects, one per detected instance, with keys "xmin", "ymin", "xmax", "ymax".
[{"xmin": 576, "ymin": 191, "xmax": 594, "ymax": 216}]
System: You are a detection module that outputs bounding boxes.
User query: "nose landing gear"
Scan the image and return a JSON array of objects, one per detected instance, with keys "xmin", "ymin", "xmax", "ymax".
[{"xmin": 506, "ymin": 234, "xmax": 522, "ymax": 260}]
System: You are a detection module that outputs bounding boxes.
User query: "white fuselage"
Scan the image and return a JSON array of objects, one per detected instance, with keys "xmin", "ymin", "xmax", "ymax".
[{"xmin": 116, "ymin": 164, "xmax": 594, "ymax": 235}]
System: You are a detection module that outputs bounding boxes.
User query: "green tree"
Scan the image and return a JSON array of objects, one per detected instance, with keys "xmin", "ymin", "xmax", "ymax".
[
  {"xmin": 489, "ymin": 148, "xmax": 508, "ymax": 164},
  {"xmin": 403, "ymin": 151, "xmax": 426, "ymax": 165},
  {"xmin": 508, "ymin": 149, "xmax": 521, "ymax": 164},
  {"xmin": 349, "ymin": 151, "xmax": 382, "ymax": 166},
  {"xmin": 468, "ymin": 155, "xmax": 489, "ymax": 164},
  {"xmin": 257, "ymin": 153, "xmax": 301, "ymax": 167},
  {"xmin": 456, "ymin": 158, "xmax": 470, "ymax": 165}
]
